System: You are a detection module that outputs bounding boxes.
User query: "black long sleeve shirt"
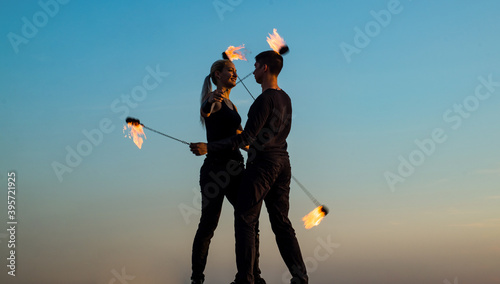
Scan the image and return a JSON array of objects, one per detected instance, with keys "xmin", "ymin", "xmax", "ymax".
[{"xmin": 207, "ymin": 88, "xmax": 292, "ymax": 161}]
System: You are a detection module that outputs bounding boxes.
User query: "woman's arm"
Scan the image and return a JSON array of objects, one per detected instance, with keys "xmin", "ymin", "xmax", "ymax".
[{"xmin": 200, "ymin": 90, "xmax": 224, "ymax": 117}]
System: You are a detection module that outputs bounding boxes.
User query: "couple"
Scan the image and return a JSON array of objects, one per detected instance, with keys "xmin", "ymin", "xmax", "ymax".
[{"xmin": 189, "ymin": 51, "xmax": 308, "ymax": 284}]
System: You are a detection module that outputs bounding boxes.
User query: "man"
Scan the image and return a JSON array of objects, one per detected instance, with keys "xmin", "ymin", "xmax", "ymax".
[{"xmin": 190, "ymin": 50, "xmax": 308, "ymax": 284}]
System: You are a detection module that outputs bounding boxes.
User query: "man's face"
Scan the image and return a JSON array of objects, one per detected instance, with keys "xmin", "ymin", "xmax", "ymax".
[
  {"xmin": 253, "ymin": 61, "xmax": 264, "ymax": 84},
  {"xmin": 216, "ymin": 61, "xmax": 237, "ymax": 88}
]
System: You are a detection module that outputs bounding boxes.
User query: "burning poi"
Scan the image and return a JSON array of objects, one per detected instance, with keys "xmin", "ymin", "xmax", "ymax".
[
  {"xmin": 123, "ymin": 119, "xmax": 146, "ymax": 149},
  {"xmin": 123, "ymin": 117, "xmax": 189, "ymax": 148},
  {"xmin": 291, "ymin": 176, "xmax": 329, "ymax": 229},
  {"xmin": 267, "ymin": 28, "xmax": 289, "ymax": 55},
  {"xmin": 222, "ymin": 44, "xmax": 247, "ymax": 61}
]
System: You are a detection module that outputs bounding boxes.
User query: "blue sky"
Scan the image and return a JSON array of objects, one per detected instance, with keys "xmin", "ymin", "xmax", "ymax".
[{"xmin": 1, "ymin": 0, "xmax": 500, "ymax": 283}]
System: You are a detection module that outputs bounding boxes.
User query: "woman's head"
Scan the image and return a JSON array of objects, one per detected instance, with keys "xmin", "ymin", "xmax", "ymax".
[
  {"xmin": 200, "ymin": 59, "xmax": 237, "ymax": 126},
  {"xmin": 209, "ymin": 59, "xmax": 237, "ymax": 89}
]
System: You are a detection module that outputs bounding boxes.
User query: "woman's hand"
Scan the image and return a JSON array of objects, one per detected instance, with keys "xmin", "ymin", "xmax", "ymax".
[
  {"xmin": 208, "ymin": 89, "xmax": 224, "ymax": 103},
  {"xmin": 190, "ymin": 142, "xmax": 208, "ymax": 156},
  {"xmin": 201, "ymin": 90, "xmax": 224, "ymax": 117}
]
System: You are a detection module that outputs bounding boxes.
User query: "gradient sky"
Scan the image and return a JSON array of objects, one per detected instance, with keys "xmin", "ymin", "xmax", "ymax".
[{"xmin": 1, "ymin": 0, "xmax": 500, "ymax": 283}]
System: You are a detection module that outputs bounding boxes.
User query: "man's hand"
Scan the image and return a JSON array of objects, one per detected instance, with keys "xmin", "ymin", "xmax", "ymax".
[{"xmin": 190, "ymin": 142, "xmax": 208, "ymax": 156}]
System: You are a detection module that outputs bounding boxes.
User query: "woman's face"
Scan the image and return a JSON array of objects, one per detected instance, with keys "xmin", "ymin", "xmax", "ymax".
[{"xmin": 215, "ymin": 61, "xmax": 238, "ymax": 89}]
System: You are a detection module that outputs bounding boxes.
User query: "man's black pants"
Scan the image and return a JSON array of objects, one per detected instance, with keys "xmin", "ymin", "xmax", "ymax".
[{"xmin": 234, "ymin": 157, "xmax": 308, "ymax": 284}]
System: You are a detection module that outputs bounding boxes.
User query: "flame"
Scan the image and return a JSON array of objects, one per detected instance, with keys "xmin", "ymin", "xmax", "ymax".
[
  {"xmin": 123, "ymin": 122, "xmax": 146, "ymax": 149},
  {"xmin": 302, "ymin": 206, "xmax": 327, "ymax": 229},
  {"xmin": 224, "ymin": 45, "xmax": 247, "ymax": 61},
  {"xmin": 266, "ymin": 28, "xmax": 286, "ymax": 53}
]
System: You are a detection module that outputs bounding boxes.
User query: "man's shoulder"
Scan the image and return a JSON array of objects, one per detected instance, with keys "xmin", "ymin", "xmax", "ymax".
[
  {"xmin": 262, "ymin": 88, "xmax": 287, "ymax": 94},
  {"xmin": 260, "ymin": 88, "xmax": 290, "ymax": 100},
  {"xmin": 252, "ymin": 89, "xmax": 291, "ymax": 111}
]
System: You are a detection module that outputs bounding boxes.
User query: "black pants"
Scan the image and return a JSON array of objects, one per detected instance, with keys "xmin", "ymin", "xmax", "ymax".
[
  {"xmin": 191, "ymin": 157, "xmax": 262, "ymax": 282},
  {"xmin": 234, "ymin": 157, "xmax": 308, "ymax": 284}
]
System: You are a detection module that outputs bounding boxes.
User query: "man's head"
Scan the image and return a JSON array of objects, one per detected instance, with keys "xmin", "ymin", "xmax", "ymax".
[{"xmin": 253, "ymin": 51, "xmax": 283, "ymax": 84}]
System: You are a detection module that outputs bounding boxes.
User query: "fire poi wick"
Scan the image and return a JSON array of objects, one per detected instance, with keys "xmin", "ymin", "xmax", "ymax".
[
  {"xmin": 125, "ymin": 117, "xmax": 189, "ymax": 145},
  {"xmin": 267, "ymin": 29, "xmax": 290, "ymax": 55}
]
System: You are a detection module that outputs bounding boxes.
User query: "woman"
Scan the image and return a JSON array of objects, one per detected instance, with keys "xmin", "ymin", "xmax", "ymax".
[{"xmin": 189, "ymin": 59, "xmax": 265, "ymax": 284}]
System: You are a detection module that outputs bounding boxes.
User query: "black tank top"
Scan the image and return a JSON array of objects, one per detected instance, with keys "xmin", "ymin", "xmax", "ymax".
[{"xmin": 204, "ymin": 100, "xmax": 243, "ymax": 161}]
